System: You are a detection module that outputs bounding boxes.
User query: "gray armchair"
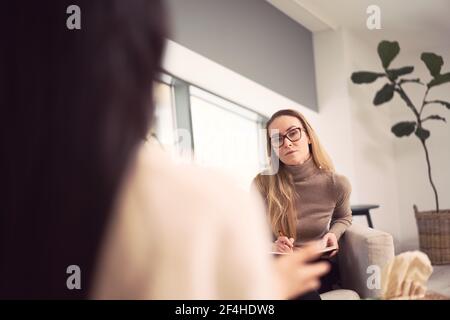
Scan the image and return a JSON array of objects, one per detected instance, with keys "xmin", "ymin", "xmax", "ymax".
[{"xmin": 320, "ymin": 224, "xmax": 395, "ymax": 300}]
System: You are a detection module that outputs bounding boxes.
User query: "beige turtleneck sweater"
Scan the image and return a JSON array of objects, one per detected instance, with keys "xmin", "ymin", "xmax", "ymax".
[
  {"xmin": 255, "ymin": 157, "xmax": 352, "ymax": 245},
  {"xmin": 285, "ymin": 157, "xmax": 352, "ymax": 244}
]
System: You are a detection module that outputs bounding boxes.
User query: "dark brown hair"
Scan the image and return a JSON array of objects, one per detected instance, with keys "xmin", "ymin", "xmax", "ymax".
[{"xmin": 0, "ymin": 0, "xmax": 167, "ymax": 298}]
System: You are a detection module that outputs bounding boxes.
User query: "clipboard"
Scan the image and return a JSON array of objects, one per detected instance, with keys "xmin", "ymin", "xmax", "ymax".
[{"xmin": 270, "ymin": 245, "xmax": 338, "ymax": 256}]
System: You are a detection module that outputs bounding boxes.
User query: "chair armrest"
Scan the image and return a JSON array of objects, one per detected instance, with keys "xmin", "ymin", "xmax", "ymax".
[{"xmin": 338, "ymin": 224, "xmax": 395, "ymax": 299}]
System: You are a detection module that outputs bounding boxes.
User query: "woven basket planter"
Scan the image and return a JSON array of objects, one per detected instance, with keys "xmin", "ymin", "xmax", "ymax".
[{"xmin": 415, "ymin": 205, "xmax": 450, "ymax": 265}]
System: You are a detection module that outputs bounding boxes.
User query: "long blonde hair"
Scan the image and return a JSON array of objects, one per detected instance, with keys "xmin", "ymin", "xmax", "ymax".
[{"xmin": 253, "ymin": 109, "xmax": 334, "ymax": 240}]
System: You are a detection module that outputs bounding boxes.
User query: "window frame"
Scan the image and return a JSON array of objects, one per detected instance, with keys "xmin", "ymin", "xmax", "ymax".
[{"xmin": 155, "ymin": 72, "xmax": 269, "ymax": 171}]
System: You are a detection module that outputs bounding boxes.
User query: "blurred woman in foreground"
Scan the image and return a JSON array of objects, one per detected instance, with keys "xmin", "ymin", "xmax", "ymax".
[{"xmin": 0, "ymin": 0, "xmax": 328, "ymax": 299}]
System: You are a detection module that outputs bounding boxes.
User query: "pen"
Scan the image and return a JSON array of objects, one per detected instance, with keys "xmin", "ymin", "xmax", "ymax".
[{"xmin": 278, "ymin": 230, "xmax": 294, "ymax": 248}]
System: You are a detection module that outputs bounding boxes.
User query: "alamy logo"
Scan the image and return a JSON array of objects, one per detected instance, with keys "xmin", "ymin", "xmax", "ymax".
[
  {"xmin": 66, "ymin": 265, "xmax": 81, "ymax": 290},
  {"xmin": 66, "ymin": 5, "xmax": 81, "ymax": 30},
  {"xmin": 366, "ymin": 5, "xmax": 381, "ymax": 30},
  {"xmin": 366, "ymin": 265, "xmax": 381, "ymax": 290}
]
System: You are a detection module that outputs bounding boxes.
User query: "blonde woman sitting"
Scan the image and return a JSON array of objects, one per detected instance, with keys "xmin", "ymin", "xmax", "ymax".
[{"xmin": 253, "ymin": 109, "xmax": 352, "ymax": 298}]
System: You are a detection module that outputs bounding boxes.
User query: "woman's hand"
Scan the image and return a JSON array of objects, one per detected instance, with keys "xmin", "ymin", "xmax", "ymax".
[
  {"xmin": 274, "ymin": 243, "xmax": 330, "ymax": 299},
  {"xmin": 321, "ymin": 232, "xmax": 339, "ymax": 258},
  {"xmin": 273, "ymin": 236, "xmax": 295, "ymax": 253}
]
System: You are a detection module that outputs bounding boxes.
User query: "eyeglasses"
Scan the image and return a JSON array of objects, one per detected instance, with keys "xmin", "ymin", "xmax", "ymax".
[{"xmin": 270, "ymin": 127, "xmax": 302, "ymax": 148}]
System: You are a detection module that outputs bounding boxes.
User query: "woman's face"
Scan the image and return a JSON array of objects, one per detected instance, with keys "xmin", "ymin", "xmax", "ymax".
[{"xmin": 268, "ymin": 115, "xmax": 311, "ymax": 166}]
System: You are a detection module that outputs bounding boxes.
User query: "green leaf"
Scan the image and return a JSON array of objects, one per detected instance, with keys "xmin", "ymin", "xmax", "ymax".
[
  {"xmin": 421, "ymin": 52, "xmax": 444, "ymax": 78},
  {"xmin": 391, "ymin": 122, "xmax": 416, "ymax": 137},
  {"xmin": 378, "ymin": 41, "xmax": 400, "ymax": 69},
  {"xmin": 428, "ymin": 72, "xmax": 450, "ymax": 87},
  {"xmin": 373, "ymin": 84, "xmax": 395, "ymax": 105},
  {"xmin": 351, "ymin": 71, "xmax": 385, "ymax": 84},
  {"xmin": 424, "ymin": 115, "xmax": 446, "ymax": 123},
  {"xmin": 415, "ymin": 127, "xmax": 430, "ymax": 141},
  {"xmin": 387, "ymin": 66, "xmax": 414, "ymax": 80}
]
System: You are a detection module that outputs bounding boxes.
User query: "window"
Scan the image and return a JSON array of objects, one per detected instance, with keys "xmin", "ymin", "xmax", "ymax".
[
  {"xmin": 190, "ymin": 87, "xmax": 266, "ymax": 189},
  {"xmin": 151, "ymin": 74, "xmax": 268, "ymax": 190},
  {"xmin": 151, "ymin": 80, "xmax": 177, "ymax": 156}
]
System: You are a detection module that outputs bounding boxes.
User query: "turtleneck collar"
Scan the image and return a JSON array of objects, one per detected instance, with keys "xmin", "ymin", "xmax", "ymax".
[{"xmin": 284, "ymin": 156, "xmax": 320, "ymax": 181}]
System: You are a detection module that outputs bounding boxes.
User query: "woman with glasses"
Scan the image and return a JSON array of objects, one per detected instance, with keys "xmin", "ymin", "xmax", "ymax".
[{"xmin": 253, "ymin": 109, "xmax": 352, "ymax": 297}]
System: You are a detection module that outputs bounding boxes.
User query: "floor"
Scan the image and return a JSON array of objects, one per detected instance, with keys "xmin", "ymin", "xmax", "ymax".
[{"xmin": 427, "ymin": 265, "xmax": 450, "ymax": 296}]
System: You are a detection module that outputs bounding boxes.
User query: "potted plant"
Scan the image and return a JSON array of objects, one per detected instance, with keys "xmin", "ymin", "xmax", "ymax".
[{"xmin": 350, "ymin": 40, "xmax": 450, "ymax": 264}]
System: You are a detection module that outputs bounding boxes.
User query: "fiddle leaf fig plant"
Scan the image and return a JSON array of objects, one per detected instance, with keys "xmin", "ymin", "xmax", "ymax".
[{"xmin": 351, "ymin": 40, "xmax": 450, "ymax": 213}]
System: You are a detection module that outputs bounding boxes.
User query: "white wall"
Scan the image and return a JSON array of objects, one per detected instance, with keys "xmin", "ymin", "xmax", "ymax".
[
  {"xmin": 312, "ymin": 29, "xmax": 357, "ymax": 197},
  {"xmin": 313, "ymin": 30, "xmax": 402, "ymax": 250},
  {"xmin": 346, "ymin": 31, "xmax": 404, "ymax": 250},
  {"xmin": 390, "ymin": 45, "xmax": 450, "ymax": 251},
  {"xmin": 314, "ymin": 29, "xmax": 450, "ymax": 252}
]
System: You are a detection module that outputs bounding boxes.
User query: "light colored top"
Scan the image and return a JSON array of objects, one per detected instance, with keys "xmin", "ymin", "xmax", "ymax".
[{"xmin": 92, "ymin": 142, "xmax": 278, "ymax": 299}]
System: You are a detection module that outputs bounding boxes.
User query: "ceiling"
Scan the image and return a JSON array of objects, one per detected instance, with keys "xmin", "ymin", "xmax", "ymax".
[{"xmin": 268, "ymin": 0, "xmax": 450, "ymax": 52}]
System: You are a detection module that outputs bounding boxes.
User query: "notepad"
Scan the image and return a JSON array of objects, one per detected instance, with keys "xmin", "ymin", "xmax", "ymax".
[{"xmin": 270, "ymin": 245, "xmax": 337, "ymax": 255}]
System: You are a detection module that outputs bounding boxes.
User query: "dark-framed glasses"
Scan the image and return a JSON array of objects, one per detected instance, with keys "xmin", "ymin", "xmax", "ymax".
[{"xmin": 270, "ymin": 127, "xmax": 302, "ymax": 148}]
